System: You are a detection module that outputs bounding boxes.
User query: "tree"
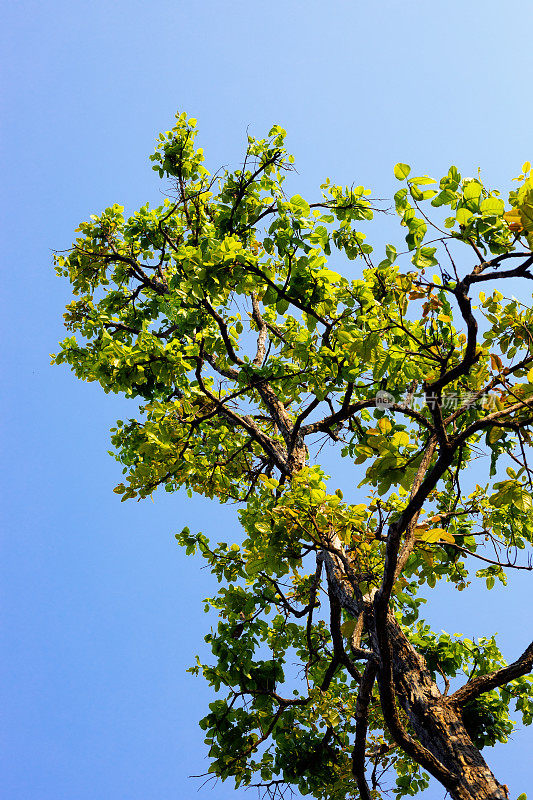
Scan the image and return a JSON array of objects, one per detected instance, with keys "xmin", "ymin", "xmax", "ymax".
[{"xmin": 53, "ymin": 112, "xmax": 533, "ymax": 800}]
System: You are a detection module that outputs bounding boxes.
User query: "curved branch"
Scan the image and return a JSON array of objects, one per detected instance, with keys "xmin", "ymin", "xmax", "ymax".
[
  {"xmin": 326, "ymin": 586, "xmax": 362, "ymax": 685},
  {"xmin": 194, "ymin": 351, "xmax": 288, "ymax": 473},
  {"xmin": 427, "ymin": 278, "xmax": 478, "ymax": 395},
  {"xmin": 450, "ymin": 641, "xmax": 533, "ymax": 708},
  {"xmin": 202, "ymin": 298, "xmax": 244, "ymax": 366},
  {"xmin": 370, "ymin": 613, "xmax": 456, "ymax": 789},
  {"xmin": 444, "ymin": 542, "xmax": 533, "ymax": 571},
  {"xmin": 456, "ymin": 402, "xmax": 533, "ymax": 446},
  {"xmin": 301, "ymin": 398, "xmax": 434, "ymax": 437},
  {"xmin": 464, "ymin": 253, "xmax": 533, "ymax": 285}
]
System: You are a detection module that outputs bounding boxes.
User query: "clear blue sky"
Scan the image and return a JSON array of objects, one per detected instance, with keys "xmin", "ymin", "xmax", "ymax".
[{"xmin": 1, "ymin": 1, "xmax": 532, "ymax": 798}]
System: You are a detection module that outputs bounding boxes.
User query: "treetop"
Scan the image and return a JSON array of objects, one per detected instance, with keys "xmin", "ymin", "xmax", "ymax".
[{"xmin": 54, "ymin": 112, "xmax": 533, "ymax": 800}]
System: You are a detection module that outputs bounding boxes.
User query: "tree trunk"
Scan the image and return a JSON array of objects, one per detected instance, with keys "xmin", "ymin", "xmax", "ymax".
[
  {"xmin": 325, "ymin": 538, "xmax": 511, "ymax": 798},
  {"xmin": 385, "ymin": 617, "xmax": 509, "ymax": 800}
]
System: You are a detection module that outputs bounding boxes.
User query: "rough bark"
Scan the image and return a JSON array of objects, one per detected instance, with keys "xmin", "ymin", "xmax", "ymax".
[
  {"xmin": 323, "ymin": 511, "xmax": 515, "ymax": 799},
  {"xmin": 383, "ymin": 616, "xmax": 510, "ymax": 800}
]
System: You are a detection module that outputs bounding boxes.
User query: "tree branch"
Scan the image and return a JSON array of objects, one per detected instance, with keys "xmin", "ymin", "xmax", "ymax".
[
  {"xmin": 394, "ymin": 436, "xmax": 438, "ymax": 579},
  {"xmin": 194, "ymin": 351, "xmax": 288, "ymax": 473},
  {"xmin": 301, "ymin": 398, "xmax": 434, "ymax": 437},
  {"xmin": 251, "ymin": 293, "xmax": 268, "ymax": 366},
  {"xmin": 352, "ymin": 659, "xmax": 378, "ymax": 800},
  {"xmin": 450, "ymin": 641, "xmax": 533, "ymax": 708},
  {"xmin": 201, "ymin": 298, "xmax": 244, "ymax": 366}
]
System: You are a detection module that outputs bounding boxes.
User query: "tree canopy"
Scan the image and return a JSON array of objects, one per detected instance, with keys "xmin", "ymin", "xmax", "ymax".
[{"xmin": 53, "ymin": 112, "xmax": 533, "ymax": 800}]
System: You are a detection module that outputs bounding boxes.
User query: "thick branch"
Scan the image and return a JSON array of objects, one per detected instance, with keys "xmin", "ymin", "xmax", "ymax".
[
  {"xmin": 375, "ymin": 447, "xmax": 456, "ymax": 618},
  {"xmin": 464, "ymin": 253, "xmax": 533, "ymax": 285},
  {"xmin": 352, "ymin": 659, "xmax": 378, "ymax": 800},
  {"xmin": 370, "ymin": 612, "xmax": 455, "ymax": 788},
  {"xmin": 251, "ymin": 293, "xmax": 268, "ymax": 366},
  {"xmin": 450, "ymin": 641, "xmax": 533, "ymax": 708},
  {"xmin": 326, "ymin": 586, "xmax": 362, "ymax": 685},
  {"xmin": 394, "ymin": 436, "xmax": 438, "ymax": 579},
  {"xmin": 457, "ymin": 403, "xmax": 533, "ymax": 445},
  {"xmin": 203, "ymin": 349, "xmax": 239, "ymax": 380}
]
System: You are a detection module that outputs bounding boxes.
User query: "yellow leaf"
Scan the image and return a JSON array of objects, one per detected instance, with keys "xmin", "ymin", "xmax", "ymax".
[
  {"xmin": 416, "ymin": 527, "xmax": 455, "ymax": 544},
  {"xmin": 394, "ymin": 431, "xmax": 410, "ymax": 448},
  {"xmin": 490, "ymin": 354, "xmax": 503, "ymax": 373},
  {"xmin": 420, "ymin": 549, "xmax": 434, "ymax": 568},
  {"xmin": 378, "ymin": 418, "xmax": 392, "ymax": 434},
  {"xmin": 519, "ymin": 200, "xmax": 533, "ymax": 249},
  {"xmin": 503, "ymin": 208, "xmax": 523, "ymax": 231},
  {"xmin": 338, "ymin": 528, "xmax": 352, "ymax": 545},
  {"xmin": 487, "ymin": 427, "xmax": 502, "ymax": 444}
]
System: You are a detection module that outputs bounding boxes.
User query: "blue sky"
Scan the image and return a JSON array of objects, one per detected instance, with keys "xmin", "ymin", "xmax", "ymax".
[{"xmin": 1, "ymin": 1, "xmax": 532, "ymax": 798}]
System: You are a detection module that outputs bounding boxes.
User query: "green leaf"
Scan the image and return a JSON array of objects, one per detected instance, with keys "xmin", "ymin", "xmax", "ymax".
[
  {"xmin": 276, "ymin": 297, "xmax": 289, "ymax": 314},
  {"xmin": 410, "ymin": 176, "xmax": 436, "ymax": 186},
  {"xmin": 394, "ymin": 163, "xmax": 411, "ymax": 180},
  {"xmin": 463, "ymin": 180, "xmax": 482, "ymax": 200},
  {"xmin": 385, "ymin": 244, "xmax": 397, "ymax": 262},
  {"xmin": 309, "ymin": 488, "xmax": 326, "ymax": 504},
  {"xmin": 56, "ymin": 113, "xmax": 533, "ymax": 797},
  {"xmin": 340, "ymin": 618, "xmax": 358, "ymax": 638},
  {"xmin": 290, "ymin": 194, "xmax": 310, "ymax": 217},
  {"xmin": 412, "ymin": 246, "xmax": 438, "ymax": 268},
  {"xmin": 480, "ymin": 197, "xmax": 504, "ymax": 216},
  {"xmin": 431, "ymin": 188, "xmax": 457, "ymax": 207},
  {"xmin": 456, "ymin": 207, "xmax": 474, "ymax": 226}
]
